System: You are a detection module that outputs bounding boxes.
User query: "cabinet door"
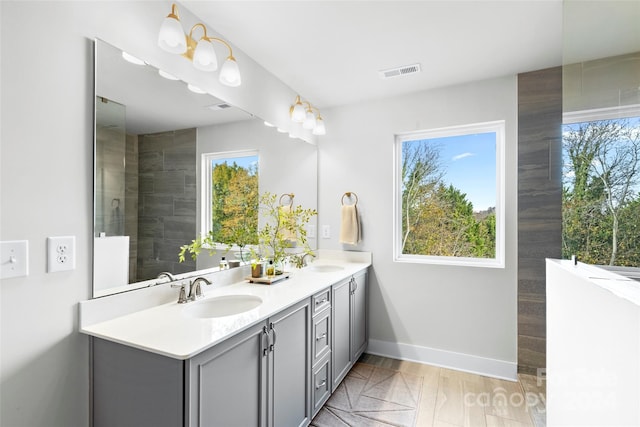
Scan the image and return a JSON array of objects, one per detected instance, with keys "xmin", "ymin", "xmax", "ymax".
[
  {"xmin": 269, "ymin": 299, "xmax": 311, "ymax": 427},
  {"xmin": 187, "ymin": 322, "xmax": 268, "ymax": 427},
  {"xmin": 332, "ymin": 278, "xmax": 352, "ymax": 390},
  {"xmin": 352, "ymin": 271, "xmax": 368, "ymax": 360}
]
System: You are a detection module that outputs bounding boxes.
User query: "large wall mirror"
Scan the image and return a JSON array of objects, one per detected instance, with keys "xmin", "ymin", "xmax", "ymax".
[{"xmin": 94, "ymin": 39, "xmax": 318, "ymax": 297}]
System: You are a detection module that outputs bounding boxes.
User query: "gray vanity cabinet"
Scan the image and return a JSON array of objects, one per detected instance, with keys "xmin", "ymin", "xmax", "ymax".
[
  {"xmin": 352, "ymin": 270, "xmax": 368, "ymax": 360},
  {"xmin": 186, "ymin": 322, "xmax": 267, "ymax": 427},
  {"xmin": 93, "ymin": 299, "xmax": 311, "ymax": 427},
  {"xmin": 268, "ymin": 299, "xmax": 312, "ymax": 427},
  {"xmin": 331, "ymin": 269, "xmax": 368, "ymax": 390},
  {"xmin": 93, "ymin": 337, "xmax": 185, "ymax": 427},
  {"xmin": 187, "ymin": 298, "xmax": 311, "ymax": 427}
]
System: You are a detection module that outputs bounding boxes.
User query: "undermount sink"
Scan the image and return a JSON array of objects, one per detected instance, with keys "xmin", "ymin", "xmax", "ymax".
[
  {"xmin": 183, "ymin": 295, "xmax": 263, "ymax": 319},
  {"xmin": 308, "ymin": 265, "xmax": 344, "ymax": 273}
]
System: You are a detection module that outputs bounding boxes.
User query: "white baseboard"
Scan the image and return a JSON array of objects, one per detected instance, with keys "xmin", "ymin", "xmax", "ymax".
[{"xmin": 367, "ymin": 339, "xmax": 517, "ymax": 381}]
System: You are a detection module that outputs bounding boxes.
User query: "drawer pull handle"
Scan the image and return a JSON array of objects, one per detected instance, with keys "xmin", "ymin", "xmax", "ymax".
[
  {"xmin": 315, "ymin": 333, "xmax": 327, "ymax": 341},
  {"xmin": 315, "ymin": 298, "xmax": 328, "ymax": 305},
  {"xmin": 315, "ymin": 380, "xmax": 327, "ymax": 390}
]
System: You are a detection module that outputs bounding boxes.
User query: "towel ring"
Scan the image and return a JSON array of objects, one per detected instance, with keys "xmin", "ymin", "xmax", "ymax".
[
  {"xmin": 279, "ymin": 193, "xmax": 294, "ymax": 207},
  {"xmin": 341, "ymin": 192, "xmax": 358, "ymax": 206}
]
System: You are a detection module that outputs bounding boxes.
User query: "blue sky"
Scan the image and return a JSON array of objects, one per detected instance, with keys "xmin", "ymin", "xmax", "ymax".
[
  {"xmin": 416, "ymin": 132, "xmax": 497, "ymax": 212},
  {"xmin": 212, "ymin": 154, "xmax": 259, "ymax": 173}
]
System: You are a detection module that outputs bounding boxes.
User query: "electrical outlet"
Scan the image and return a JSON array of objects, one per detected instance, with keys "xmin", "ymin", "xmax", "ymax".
[
  {"xmin": 47, "ymin": 236, "xmax": 76, "ymax": 272},
  {"xmin": 322, "ymin": 225, "xmax": 331, "ymax": 239}
]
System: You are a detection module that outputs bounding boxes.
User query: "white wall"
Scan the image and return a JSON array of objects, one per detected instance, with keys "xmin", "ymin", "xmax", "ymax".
[
  {"xmin": 318, "ymin": 76, "xmax": 519, "ymax": 379},
  {"xmin": 0, "ymin": 2, "xmax": 302, "ymax": 426}
]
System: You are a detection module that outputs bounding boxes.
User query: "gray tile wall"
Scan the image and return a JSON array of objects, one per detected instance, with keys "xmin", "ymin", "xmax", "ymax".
[
  {"xmin": 517, "ymin": 67, "xmax": 563, "ymax": 375},
  {"xmin": 137, "ymin": 128, "xmax": 197, "ymax": 281},
  {"xmin": 125, "ymin": 134, "xmax": 139, "ymax": 282}
]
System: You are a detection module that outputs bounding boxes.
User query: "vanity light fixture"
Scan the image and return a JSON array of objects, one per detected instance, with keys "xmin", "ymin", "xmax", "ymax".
[
  {"xmin": 187, "ymin": 84, "xmax": 206, "ymax": 94},
  {"xmin": 290, "ymin": 95, "xmax": 326, "ymax": 135},
  {"xmin": 158, "ymin": 3, "xmax": 242, "ymax": 87},
  {"xmin": 158, "ymin": 69, "xmax": 179, "ymax": 80},
  {"xmin": 313, "ymin": 115, "xmax": 326, "ymax": 136},
  {"xmin": 121, "ymin": 51, "xmax": 146, "ymax": 65}
]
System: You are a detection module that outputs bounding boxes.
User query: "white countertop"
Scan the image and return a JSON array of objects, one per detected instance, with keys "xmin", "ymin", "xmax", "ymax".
[
  {"xmin": 80, "ymin": 256, "xmax": 370, "ymax": 360},
  {"xmin": 547, "ymin": 259, "xmax": 640, "ymax": 307}
]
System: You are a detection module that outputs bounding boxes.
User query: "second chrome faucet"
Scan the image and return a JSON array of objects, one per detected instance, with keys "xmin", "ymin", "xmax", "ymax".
[{"xmin": 173, "ymin": 277, "xmax": 213, "ymax": 304}]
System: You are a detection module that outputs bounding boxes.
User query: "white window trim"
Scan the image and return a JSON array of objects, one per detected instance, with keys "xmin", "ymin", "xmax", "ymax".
[
  {"xmin": 200, "ymin": 149, "xmax": 259, "ymax": 247},
  {"xmin": 392, "ymin": 120, "xmax": 506, "ymax": 269}
]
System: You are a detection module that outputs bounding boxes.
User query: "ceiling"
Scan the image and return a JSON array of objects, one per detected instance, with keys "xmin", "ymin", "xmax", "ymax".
[{"xmin": 183, "ymin": 0, "xmax": 640, "ymax": 110}]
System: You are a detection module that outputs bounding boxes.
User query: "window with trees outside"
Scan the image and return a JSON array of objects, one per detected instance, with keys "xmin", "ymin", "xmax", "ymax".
[
  {"xmin": 393, "ymin": 121, "xmax": 505, "ymax": 268},
  {"xmin": 203, "ymin": 150, "xmax": 259, "ymax": 247},
  {"xmin": 562, "ymin": 111, "xmax": 640, "ymax": 267}
]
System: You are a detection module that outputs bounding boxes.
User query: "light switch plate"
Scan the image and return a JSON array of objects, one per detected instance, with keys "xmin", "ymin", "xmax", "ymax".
[
  {"xmin": 307, "ymin": 224, "xmax": 316, "ymax": 239},
  {"xmin": 47, "ymin": 236, "xmax": 76, "ymax": 273},
  {"xmin": 1, "ymin": 240, "xmax": 29, "ymax": 279}
]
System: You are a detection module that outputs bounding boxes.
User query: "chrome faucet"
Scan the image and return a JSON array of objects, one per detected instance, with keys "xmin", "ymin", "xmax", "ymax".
[
  {"xmin": 157, "ymin": 271, "xmax": 177, "ymax": 283},
  {"xmin": 171, "ymin": 282, "xmax": 189, "ymax": 303},
  {"xmin": 188, "ymin": 277, "xmax": 212, "ymax": 301},
  {"xmin": 301, "ymin": 253, "xmax": 316, "ymax": 267}
]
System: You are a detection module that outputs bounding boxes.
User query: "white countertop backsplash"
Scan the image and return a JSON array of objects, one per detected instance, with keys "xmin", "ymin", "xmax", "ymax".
[{"xmin": 79, "ymin": 250, "xmax": 371, "ymax": 359}]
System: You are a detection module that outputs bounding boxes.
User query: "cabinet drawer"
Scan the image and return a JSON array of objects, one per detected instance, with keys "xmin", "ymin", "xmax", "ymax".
[
  {"xmin": 312, "ymin": 288, "xmax": 331, "ymax": 315},
  {"xmin": 312, "ymin": 308, "xmax": 331, "ymax": 363},
  {"xmin": 312, "ymin": 353, "xmax": 331, "ymax": 416}
]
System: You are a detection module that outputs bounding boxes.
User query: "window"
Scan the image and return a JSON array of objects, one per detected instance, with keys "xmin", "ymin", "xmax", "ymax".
[
  {"xmin": 562, "ymin": 109, "xmax": 640, "ymax": 267},
  {"xmin": 393, "ymin": 121, "xmax": 505, "ymax": 268},
  {"xmin": 202, "ymin": 150, "xmax": 259, "ymax": 247}
]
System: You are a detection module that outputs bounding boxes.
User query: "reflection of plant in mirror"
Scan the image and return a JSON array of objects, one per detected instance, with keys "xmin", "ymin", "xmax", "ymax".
[
  {"xmin": 178, "ymin": 220, "xmax": 257, "ymax": 263},
  {"xmin": 250, "ymin": 192, "xmax": 318, "ymax": 271},
  {"xmin": 179, "ymin": 192, "xmax": 317, "ymax": 269}
]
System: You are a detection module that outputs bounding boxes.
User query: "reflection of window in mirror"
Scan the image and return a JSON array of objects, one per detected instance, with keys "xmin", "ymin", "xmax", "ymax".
[
  {"xmin": 562, "ymin": 111, "xmax": 640, "ymax": 267},
  {"xmin": 393, "ymin": 121, "xmax": 505, "ymax": 268},
  {"xmin": 203, "ymin": 150, "xmax": 259, "ymax": 247}
]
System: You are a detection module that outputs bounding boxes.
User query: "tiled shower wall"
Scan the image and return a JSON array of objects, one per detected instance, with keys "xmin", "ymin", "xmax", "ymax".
[
  {"xmin": 517, "ymin": 67, "xmax": 563, "ymax": 375},
  {"xmin": 136, "ymin": 128, "xmax": 197, "ymax": 281},
  {"xmin": 124, "ymin": 134, "xmax": 139, "ymax": 281}
]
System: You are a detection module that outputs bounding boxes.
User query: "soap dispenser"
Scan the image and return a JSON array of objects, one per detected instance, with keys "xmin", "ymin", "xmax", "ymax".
[{"xmin": 219, "ymin": 256, "xmax": 228, "ymax": 270}]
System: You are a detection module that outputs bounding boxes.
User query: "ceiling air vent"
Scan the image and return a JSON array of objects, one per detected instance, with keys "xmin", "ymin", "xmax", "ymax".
[
  {"xmin": 207, "ymin": 103, "xmax": 233, "ymax": 110},
  {"xmin": 378, "ymin": 63, "xmax": 421, "ymax": 79}
]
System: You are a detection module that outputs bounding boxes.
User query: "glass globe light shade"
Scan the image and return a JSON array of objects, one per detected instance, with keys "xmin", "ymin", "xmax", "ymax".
[
  {"xmin": 193, "ymin": 39, "xmax": 218, "ymax": 71},
  {"xmin": 291, "ymin": 102, "xmax": 306, "ymax": 123},
  {"xmin": 303, "ymin": 110, "xmax": 316, "ymax": 130},
  {"xmin": 313, "ymin": 117, "xmax": 326, "ymax": 135},
  {"xmin": 219, "ymin": 57, "xmax": 241, "ymax": 87},
  {"xmin": 158, "ymin": 15, "xmax": 187, "ymax": 54}
]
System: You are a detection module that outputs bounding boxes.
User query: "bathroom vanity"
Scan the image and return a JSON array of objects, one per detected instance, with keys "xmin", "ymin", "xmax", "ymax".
[{"xmin": 80, "ymin": 253, "xmax": 370, "ymax": 427}]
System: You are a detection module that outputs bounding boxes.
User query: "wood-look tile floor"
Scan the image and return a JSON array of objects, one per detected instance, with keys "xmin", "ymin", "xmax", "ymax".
[{"xmin": 352, "ymin": 354, "xmax": 546, "ymax": 427}]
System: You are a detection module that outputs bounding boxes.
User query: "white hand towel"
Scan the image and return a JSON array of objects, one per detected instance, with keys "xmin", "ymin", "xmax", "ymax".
[{"xmin": 339, "ymin": 204, "xmax": 360, "ymax": 244}]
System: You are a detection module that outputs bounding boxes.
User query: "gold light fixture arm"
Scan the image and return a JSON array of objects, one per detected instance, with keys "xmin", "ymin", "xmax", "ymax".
[
  {"xmin": 208, "ymin": 37, "xmax": 235, "ymax": 59},
  {"xmin": 183, "ymin": 23, "xmax": 234, "ymax": 61},
  {"xmin": 166, "ymin": 3, "xmax": 180, "ymax": 19}
]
